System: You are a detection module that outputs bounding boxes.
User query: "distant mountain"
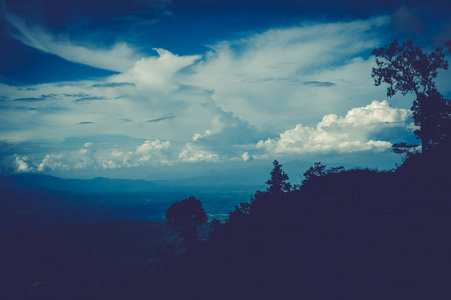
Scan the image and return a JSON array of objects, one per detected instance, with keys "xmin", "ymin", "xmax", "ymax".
[
  {"xmin": 0, "ymin": 173, "xmax": 158, "ymax": 194},
  {"xmin": 0, "ymin": 159, "xmax": 354, "ymax": 230}
]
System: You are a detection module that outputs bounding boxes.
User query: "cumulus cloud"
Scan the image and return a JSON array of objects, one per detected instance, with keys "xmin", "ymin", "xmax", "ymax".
[
  {"xmin": 256, "ymin": 100, "xmax": 411, "ymax": 155},
  {"xmin": 178, "ymin": 143, "xmax": 221, "ymax": 163},
  {"xmin": 188, "ymin": 97, "xmax": 272, "ymax": 159},
  {"xmin": 111, "ymin": 48, "xmax": 201, "ymax": 90},
  {"xmin": 14, "ymin": 155, "xmax": 33, "ymax": 172},
  {"xmin": 318, "ymin": 100, "xmax": 410, "ymax": 129},
  {"xmin": 13, "ymin": 139, "xmax": 173, "ymax": 173},
  {"xmin": 38, "ymin": 153, "xmax": 70, "ymax": 172}
]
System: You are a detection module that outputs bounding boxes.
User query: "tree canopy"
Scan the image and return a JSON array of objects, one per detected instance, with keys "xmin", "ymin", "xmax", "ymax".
[
  {"xmin": 165, "ymin": 196, "xmax": 208, "ymax": 244},
  {"xmin": 265, "ymin": 160, "xmax": 291, "ymax": 197},
  {"xmin": 371, "ymin": 39, "xmax": 451, "ymax": 151}
]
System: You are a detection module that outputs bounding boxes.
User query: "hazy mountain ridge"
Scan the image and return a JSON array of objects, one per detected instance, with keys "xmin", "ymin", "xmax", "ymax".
[{"xmin": 0, "ymin": 169, "xmax": 267, "ymax": 230}]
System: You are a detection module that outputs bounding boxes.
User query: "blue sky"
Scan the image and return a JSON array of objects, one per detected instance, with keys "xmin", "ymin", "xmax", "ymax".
[{"xmin": 0, "ymin": 0, "xmax": 450, "ymax": 180}]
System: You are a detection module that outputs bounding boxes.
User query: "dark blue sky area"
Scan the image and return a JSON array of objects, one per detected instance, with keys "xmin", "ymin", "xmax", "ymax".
[{"xmin": 1, "ymin": 0, "xmax": 450, "ymax": 84}]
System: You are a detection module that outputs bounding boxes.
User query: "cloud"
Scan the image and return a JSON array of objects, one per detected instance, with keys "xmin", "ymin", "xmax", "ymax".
[
  {"xmin": 111, "ymin": 48, "xmax": 201, "ymax": 90},
  {"xmin": 91, "ymin": 82, "xmax": 136, "ymax": 88},
  {"xmin": 184, "ymin": 16, "xmax": 392, "ymax": 129},
  {"xmin": 256, "ymin": 100, "xmax": 411, "ymax": 155},
  {"xmin": 147, "ymin": 115, "xmax": 176, "ymax": 123},
  {"xmin": 187, "ymin": 96, "xmax": 273, "ymax": 160},
  {"xmin": 302, "ymin": 81, "xmax": 336, "ymax": 87},
  {"xmin": 178, "ymin": 143, "xmax": 221, "ymax": 163},
  {"xmin": 15, "ymin": 139, "xmax": 174, "ymax": 173},
  {"xmin": 74, "ymin": 96, "xmax": 107, "ymax": 103},
  {"xmin": 37, "ymin": 153, "xmax": 70, "ymax": 172},
  {"xmin": 17, "ymin": 87, "xmax": 38, "ymax": 91},
  {"xmin": 63, "ymin": 93, "xmax": 90, "ymax": 98},
  {"xmin": 2, "ymin": 16, "xmax": 430, "ymax": 175},
  {"xmin": 135, "ymin": 140, "xmax": 170, "ymax": 154},
  {"xmin": 14, "ymin": 94, "xmax": 58, "ymax": 102},
  {"xmin": 5, "ymin": 12, "xmax": 141, "ymax": 72},
  {"xmin": 14, "ymin": 155, "xmax": 33, "ymax": 172}
]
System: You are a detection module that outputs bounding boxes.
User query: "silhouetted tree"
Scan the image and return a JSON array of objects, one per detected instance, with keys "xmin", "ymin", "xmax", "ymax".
[
  {"xmin": 372, "ymin": 39, "xmax": 451, "ymax": 151},
  {"xmin": 227, "ymin": 202, "xmax": 251, "ymax": 224},
  {"xmin": 265, "ymin": 160, "xmax": 291, "ymax": 198},
  {"xmin": 392, "ymin": 142, "xmax": 419, "ymax": 157},
  {"xmin": 245, "ymin": 160, "xmax": 291, "ymax": 222},
  {"xmin": 326, "ymin": 166, "xmax": 345, "ymax": 174},
  {"xmin": 165, "ymin": 196, "xmax": 207, "ymax": 245},
  {"xmin": 302, "ymin": 161, "xmax": 327, "ymax": 184}
]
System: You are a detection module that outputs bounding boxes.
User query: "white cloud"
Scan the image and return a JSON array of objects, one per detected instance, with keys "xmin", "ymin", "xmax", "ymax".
[
  {"xmin": 5, "ymin": 13, "xmax": 140, "ymax": 72},
  {"xmin": 256, "ymin": 100, "xmax": 410, "ymax": 155},
  {"xmin": 136, "ymin": 139, "xmax": 170, "ymax": 154},
  {"xmin": 242, "ymin": 152, "xmax": 251, "ymax": 162},
  {"xmin": 318, "ymin": 100, "xmax": 410, "ymax": 128},
  {"xmin": 184, "ymin": 16, "xmax": 393, "ymax": 128},
  {"xmin": 4, "ymin": 15, "xmax": 436, "ymax": 176},
  {"xmin": 14, "ymin": 155, "xmax": 33, "ymax": 172},
  {"xmin": 178, "ymin": 143, "xmax": 221, "ymax": 163},
  {"xmin": 38, "ymin": 153, "xmax": 70, "ymax": 172},
  {"xmin": 15, "ymin": 139, "xmax": 173, "ymax": 172},
  {"xmin": 111, "ymin": 49, "xmax": 201, "ymax": 90}
]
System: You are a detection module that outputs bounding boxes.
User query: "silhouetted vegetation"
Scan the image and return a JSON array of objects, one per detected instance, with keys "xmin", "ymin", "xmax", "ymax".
[
  {"xmin": 151, "ymin": 155, "xmax": 451, "ymax": 299},
  {"xmin": 165, "ymin": 196, "xmax": 207, "ymax": 245},
  {"xmin": 3, "ymin": 152, "xmax": 451, "ymax": 299},
  {"xmin": 372, "ymin": 39, "xmax": 451, "ymax": 152}
]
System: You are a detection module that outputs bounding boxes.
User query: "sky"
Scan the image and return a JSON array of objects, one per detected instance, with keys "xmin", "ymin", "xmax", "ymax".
[{"xmin": 0, "ymin": 0, "xmax": 450, "ymax": 180}]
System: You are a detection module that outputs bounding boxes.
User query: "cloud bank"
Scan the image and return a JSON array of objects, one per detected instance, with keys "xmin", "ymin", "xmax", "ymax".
[
  {"xmin": 256, "ymin": 100, "xmax": 411, "ymax": 156},
  {"xmin": 2, "ymin": 14, "xmax": 434, "ymax": 176}
]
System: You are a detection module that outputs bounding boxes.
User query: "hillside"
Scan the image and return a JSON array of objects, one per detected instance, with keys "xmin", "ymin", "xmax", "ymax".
[
  {"xmin": 110, "ymin": 151, "xmax": 451, "ymax": 299},
  {"xmin": 0, "ymin": 221, "xmax": 185, "ymax": 299},
  {"xmin": 1, "ymin": 150, "xmax": 451, "ymax": 299}
]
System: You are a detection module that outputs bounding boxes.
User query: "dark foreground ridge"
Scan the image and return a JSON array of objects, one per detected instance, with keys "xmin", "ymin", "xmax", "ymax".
[
  {"xmin": 112, "ymin": 148, "xmax": 451, "ymax": 300},
  {"xmin": 2, "ymin": 145, "xmax": 451, "ymax": 300}
]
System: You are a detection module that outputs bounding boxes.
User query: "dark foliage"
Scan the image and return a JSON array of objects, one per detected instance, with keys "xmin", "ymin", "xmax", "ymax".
[
  {"xmin": 265, "ymin": 160, "xmax": 291, "ymax": 196},
  {"xmin": 372, "ymin": 39, "xmax": 451, "ymax": 151},
  {"xmin": 3, "ymin": 154, "xmax": 451, "ymax": 299},
  {"xmin": 392, "ymin": 142, "xmax": 419, "ymax": 156},
  {"xmin": 165, "ymin": 196, "xmax": 208, "ymax": 244},
  {"xmin": 111, "ymin": 155, "xmax": 451, "ymax": 300}
]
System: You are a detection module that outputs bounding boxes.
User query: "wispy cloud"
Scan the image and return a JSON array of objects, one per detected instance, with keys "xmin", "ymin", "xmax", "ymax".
[
  {"xmin": 17, "ymin": 87, "xmax": 38, "ymax": 91},
  {"xmin": 14, "ymin": 94, "xmax": 58, "ymax": 102},
  {"xmin": 74, "ymin": 96, "xmax": 107, "ymax": 103},
  {"xmin": 146, "ymin": 115, "xmax": 176, "ymax": 123},
  {"xmin": 91, "ymin": 82, "xmax": 136, "ymax": 88},
  {"xmin": 302, "ymin": 81, "xmax": 336, "ymax": 87},
  {"xmin": 5, "ymin": 12, "xmax": 141, "ymax": 72}
]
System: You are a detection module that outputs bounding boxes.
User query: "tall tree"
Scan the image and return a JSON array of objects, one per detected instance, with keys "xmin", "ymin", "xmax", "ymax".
[
  {"xmin": 265, "ymin": 160, "xmax": 291, "ymax": 197},
  {"xmin": 371, "ymin": 39, "xmax": 450, "ymax": 152}
]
